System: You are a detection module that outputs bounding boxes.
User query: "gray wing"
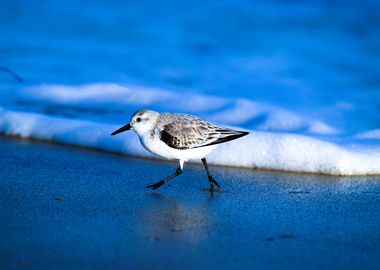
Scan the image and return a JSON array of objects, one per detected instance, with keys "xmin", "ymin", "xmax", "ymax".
[{"xmin": 158, "ymin": 114, "xmax": 249, "ymax": 150}]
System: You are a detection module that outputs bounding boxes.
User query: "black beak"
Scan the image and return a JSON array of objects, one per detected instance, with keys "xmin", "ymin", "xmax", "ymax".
[{"xmin": 111, "ymin": 123, "xmax": 131, "ymax": 135}]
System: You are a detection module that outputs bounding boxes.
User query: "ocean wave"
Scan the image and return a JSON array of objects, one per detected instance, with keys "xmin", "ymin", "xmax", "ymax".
[{"xmin": 1, "ymin": 83, "xmax": 379, "ymax": 176}]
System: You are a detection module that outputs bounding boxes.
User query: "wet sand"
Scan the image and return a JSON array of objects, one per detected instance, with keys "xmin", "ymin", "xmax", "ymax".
[{"xmin": 1, "ymin": 137, "xmax": 380, "ymax": 270}]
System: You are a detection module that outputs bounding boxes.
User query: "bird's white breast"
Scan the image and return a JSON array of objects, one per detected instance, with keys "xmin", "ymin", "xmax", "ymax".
[{"xmin": 139, "ymin": 133, "xmax": 216, "ymax": 161}]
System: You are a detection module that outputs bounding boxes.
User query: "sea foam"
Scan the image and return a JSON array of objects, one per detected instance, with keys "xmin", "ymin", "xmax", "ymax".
[{"xmin": 1, "ymin": 84, "xmax": 379, "ymax": 176}]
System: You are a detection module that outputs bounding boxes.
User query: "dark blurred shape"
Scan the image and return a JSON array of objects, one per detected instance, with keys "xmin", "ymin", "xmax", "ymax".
[{"xmin": 0, "ymin": 66, "xmax": 24, "ymax": 82}]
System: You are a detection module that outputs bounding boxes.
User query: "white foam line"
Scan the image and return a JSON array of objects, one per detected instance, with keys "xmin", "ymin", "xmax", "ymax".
[{"xmin": 1, "ymin": 107, "xmax": 379, "ymax": 176}]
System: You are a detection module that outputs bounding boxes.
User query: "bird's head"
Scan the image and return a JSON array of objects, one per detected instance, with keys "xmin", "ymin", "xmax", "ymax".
[{"xmin": 111, "ymin": 109, "xmax": 160, "ymax": 136}]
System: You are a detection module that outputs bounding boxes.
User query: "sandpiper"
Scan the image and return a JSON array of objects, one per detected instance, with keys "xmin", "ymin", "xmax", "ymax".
[{"xmin": 111, "ymin": 110, "xmax": 249, "ymax": 191}]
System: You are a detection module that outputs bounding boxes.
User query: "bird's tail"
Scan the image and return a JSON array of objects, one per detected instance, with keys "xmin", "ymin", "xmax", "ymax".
[{"xmin": 195, "ymin": 128, "xmax": 249, "ymax": 148}]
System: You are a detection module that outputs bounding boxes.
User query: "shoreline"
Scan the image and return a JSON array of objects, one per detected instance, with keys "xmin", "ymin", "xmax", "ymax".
[{"xmin": 1, "ymin": 133, "xmax": 378, "ymax": 178}]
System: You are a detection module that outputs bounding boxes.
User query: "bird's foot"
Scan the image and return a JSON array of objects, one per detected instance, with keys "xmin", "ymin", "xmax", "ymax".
[
  {"xmin": 207, "ymin": 177, "xmax": 222, "ymax": 192},
  {"xmin": 146, "ymin": 180, "xmax": 165, "ymax": 190},
  {"xmin": 203, "ymin": 187, "xmax": 224, "ymax": 193},
  {"xmin": 210, "ymin": 176, "xmax": 221, "ymax": 189},
  {"xmin": 208, "ymin": 187, "xmax": 224, "ymax": 192}
]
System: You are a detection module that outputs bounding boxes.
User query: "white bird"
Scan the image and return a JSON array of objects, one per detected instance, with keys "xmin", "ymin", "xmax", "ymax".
[{"xmin": 111, "ymin": 110, "xmax": 249, "ymax": 191}]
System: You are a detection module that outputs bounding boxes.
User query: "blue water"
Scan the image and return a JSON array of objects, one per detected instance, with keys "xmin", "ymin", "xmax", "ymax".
[{"xmin": 1, "ymin": 0, "xmax": 380, "ymax": 134}]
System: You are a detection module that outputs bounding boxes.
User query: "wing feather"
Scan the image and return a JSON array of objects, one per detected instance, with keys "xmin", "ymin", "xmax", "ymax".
[{"xmin": 158, "ymin": 114, "xmax": 249, "ymax": 150}]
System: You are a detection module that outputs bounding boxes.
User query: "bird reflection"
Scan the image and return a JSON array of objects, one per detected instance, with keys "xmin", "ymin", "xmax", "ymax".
[{"xmin": 138, "ymin": 192, "xmax": 216, "ymax": 243}]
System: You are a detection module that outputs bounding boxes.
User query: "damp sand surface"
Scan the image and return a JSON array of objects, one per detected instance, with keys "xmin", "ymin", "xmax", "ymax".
[{"xmin": 1, "ymin": 137, "xmax": 380, "ymax": 270}]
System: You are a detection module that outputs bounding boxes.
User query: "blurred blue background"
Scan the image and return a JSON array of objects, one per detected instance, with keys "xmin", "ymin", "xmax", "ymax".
[{"xmin": 1, "ymin": 0, "xmax": 380, "ymax": 133}]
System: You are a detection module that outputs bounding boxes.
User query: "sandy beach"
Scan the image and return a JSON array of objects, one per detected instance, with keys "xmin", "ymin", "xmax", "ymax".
[{"xmin": 1, "ymin": 136, "xmax": 380, "ymax": 269}]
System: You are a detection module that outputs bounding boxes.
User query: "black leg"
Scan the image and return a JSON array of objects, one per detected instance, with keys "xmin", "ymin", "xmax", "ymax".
[
  {"xmin": 146, "ymin": 167, "xmax": 183, "ymax": 190},
  {"xmin": 201, "ymin": 158, "xmax": 221, "ymax": 191}
]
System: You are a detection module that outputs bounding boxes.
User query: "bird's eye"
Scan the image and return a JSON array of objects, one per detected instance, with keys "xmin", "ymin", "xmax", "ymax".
[{"xmin": 136, "ymin": 117, "xmax": 141, "ymax": 122}]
